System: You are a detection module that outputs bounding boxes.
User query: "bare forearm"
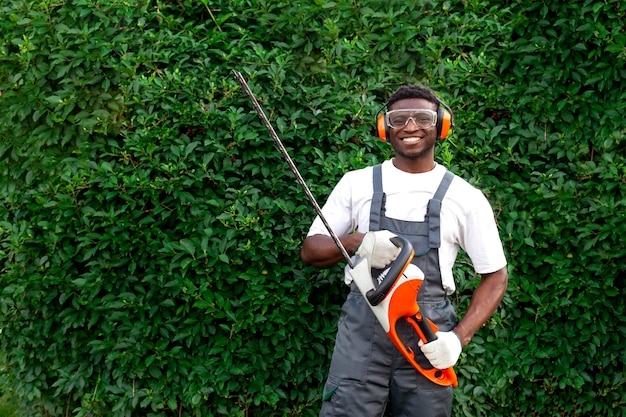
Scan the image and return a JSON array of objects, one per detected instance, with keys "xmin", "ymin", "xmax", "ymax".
[
  {"xmin": 301, "ymin": 233, "xmax": 364, "ymax": 268},
  {"xmin": 453, "ymin": 267, "xmax": 508, "ymax": 348}
]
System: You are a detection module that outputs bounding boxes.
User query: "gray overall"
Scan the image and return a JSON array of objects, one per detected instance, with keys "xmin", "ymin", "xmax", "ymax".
[{"xmin": 320, "ymin": 166, "xmax": 458, "ymax": 417}]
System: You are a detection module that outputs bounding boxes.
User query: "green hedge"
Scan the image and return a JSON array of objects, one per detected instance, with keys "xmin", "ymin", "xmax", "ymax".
[{"xmin": 1, "ymin": 0, "xmax": 624, "ymax": 416}]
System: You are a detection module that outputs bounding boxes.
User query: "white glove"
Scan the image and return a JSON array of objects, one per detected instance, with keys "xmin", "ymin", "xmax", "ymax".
[
  {"xmin": 419, "ymin": 330, "xmax": 462, "ymax": 369},
  {"xmin": 355, "ymin": 230, "xmax": 401, "ymax": 269}
]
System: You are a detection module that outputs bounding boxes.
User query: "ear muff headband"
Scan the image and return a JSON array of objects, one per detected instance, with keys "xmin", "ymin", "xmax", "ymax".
[{"xmin": 375, "ymin": 100, "xmax": 454, "ymax": 141}]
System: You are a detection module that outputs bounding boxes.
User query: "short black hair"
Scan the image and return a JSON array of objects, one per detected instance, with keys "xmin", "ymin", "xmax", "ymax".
[{"xmin": 386, "ymin": 85, "xmax": 441, "ymax": 110}]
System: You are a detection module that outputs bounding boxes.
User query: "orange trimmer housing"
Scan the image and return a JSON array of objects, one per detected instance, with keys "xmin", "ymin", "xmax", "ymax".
[{"xmin": 350, "ymin": 236, "xmax": 458, "ymax": 387}]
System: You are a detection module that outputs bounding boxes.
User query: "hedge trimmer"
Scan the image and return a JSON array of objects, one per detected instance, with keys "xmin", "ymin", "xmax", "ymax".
[
  {"xmin": 349, "ymin": 236, "xmax": 458, "ymax": 387},
  {"xmin": 232, "ymin": 70, "xmax": 457, "ymax": 387}
]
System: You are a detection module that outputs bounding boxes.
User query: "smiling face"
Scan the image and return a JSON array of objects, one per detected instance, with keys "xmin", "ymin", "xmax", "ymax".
[{"xmin": 387, "ymin": 97, "xmax": 439, "ymax": 173}]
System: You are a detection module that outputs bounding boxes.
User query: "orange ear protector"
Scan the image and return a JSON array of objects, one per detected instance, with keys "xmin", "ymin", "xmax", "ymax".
[{"xmin": 374, "ymin": 100, "xmax": 454, "ymax": 142}]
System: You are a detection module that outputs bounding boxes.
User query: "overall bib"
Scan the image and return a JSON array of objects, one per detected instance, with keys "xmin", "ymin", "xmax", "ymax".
[{"xmin": 320, "ymin": 166, "xmax": 458, "ymax": 417}]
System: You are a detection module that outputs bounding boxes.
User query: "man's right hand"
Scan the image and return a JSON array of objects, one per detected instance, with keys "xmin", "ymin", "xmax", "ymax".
[{"xmin": 355, "ymin": 230, "xmax": 401, "ymax": 269}]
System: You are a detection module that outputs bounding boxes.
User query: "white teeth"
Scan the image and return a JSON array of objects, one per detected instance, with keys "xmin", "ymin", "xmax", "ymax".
[{"xmin": 402, "ymin": 137, "xmax": 421, "ymax": 143}]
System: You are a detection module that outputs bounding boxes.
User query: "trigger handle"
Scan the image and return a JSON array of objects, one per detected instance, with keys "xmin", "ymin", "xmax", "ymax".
[{"xmin": 415, "ymin": 313, "xmax": 438, "ymax": 343}]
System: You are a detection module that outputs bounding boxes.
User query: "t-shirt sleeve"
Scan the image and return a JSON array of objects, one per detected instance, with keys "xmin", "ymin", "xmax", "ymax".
[{"xmin": 460, "ymin": 190, "xmax": 508, "ymax": 274}]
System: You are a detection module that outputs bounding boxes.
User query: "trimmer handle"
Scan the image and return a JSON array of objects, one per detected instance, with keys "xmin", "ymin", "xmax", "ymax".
[
  {"xmin": 366, "ymin": 236, "xmax": 414, "ymax": 306},
  {"xmin": 415, "ymin": 314, "xmax": 438, "ymax": 342}
]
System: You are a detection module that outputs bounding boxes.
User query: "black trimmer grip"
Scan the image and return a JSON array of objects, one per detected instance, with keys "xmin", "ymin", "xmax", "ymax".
[
  {"xmin": 415, "ymin": 315, "xmax": 437, "ymax": 342},
  {"xmin": 366, "ymin": 236, "xmax": 414, "ymax": 306}
]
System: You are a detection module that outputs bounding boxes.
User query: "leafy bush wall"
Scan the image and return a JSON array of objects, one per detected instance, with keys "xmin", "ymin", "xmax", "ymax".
[{"xmin": 0, "ymin": 1, "xmax": 624, "ymax": 416}]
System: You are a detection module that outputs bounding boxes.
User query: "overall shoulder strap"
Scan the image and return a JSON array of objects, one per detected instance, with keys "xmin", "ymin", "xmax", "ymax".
[
  {"xmin": 369, "ymin": 164, "xmax": 385, "ymax": 232},
  {"xmin": 427, "ymin": 170, "xmax": 455, "ymax": 248}
]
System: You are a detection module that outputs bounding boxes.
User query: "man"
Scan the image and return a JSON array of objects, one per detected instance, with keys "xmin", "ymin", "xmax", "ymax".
[{"xmin": 300, "ymin": 85, "xmax": 508, "ymax": 417}]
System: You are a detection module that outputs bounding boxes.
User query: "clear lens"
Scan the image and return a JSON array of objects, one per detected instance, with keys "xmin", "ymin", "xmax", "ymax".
[{"xmin": 387, "ymin": 109, "xmax": 437, "ymax": 129}]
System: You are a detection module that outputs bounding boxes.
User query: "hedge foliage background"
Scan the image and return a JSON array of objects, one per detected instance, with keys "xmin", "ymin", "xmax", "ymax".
[{"xmin": 1, "ymin": 0, "xmax": 624, "ymax": 416}]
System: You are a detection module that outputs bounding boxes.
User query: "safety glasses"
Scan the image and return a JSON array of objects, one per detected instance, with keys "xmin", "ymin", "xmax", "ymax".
[{"xmin": 387, "ymin": 109, "xmax": 437, "ymax": 129}]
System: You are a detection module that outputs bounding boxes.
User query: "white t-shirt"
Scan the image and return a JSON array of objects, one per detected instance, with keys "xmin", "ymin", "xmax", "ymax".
[{"xmin": 306, "ymin": 160, "xmax": 507, "ymax": 294}]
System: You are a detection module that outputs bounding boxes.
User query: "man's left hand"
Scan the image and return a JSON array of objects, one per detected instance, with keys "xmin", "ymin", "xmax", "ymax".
[{"xmin": 419, "ymin": 331, "xmax": 462, "ymax": 369}]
